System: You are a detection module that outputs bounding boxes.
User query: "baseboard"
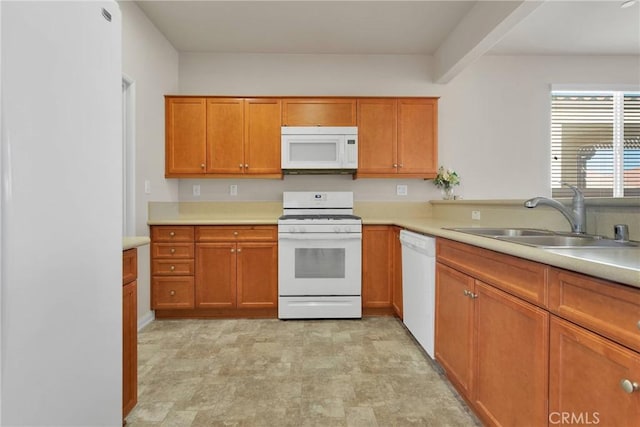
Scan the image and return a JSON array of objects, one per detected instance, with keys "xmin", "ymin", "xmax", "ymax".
[{"xmin": 137, "ymin": 311, "xmax": 155, "ymax": 331}]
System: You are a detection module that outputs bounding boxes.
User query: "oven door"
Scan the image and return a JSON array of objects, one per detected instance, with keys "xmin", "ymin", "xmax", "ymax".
[{"xmin": 278, "ymin": 232, "xmax": 362, "ymax": 296}]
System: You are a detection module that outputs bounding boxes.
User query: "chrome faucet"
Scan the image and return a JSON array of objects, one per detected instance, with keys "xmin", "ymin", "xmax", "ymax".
[{"xmin": 524, "ymin": 183, "xmax": 586, "ymax": 234}]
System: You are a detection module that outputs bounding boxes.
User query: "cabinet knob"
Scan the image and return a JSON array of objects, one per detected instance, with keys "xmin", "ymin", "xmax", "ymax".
[
  {"xmin": 245, "ymin": 164, "xmax": 248, "ymax": 169},
  {"xmin": 620, "ymin": 379, "xmax": 639, "ymax": 393},
  {"xmin": 399, "ymin": 163, "xmax": 404, "ymax": 168},
  {"xmin": 170, "ymin": 265, "xmax": 175, "ymax": 271},
  {"xmin": 170, "ymin": 248, "xmax": 176, "ymax": 254},
  {"xmin": 239, "ymin": 164, "xmax": 244, "ymax": 168},
  {"xmin": 469, "ymin": 293, "xmax": 478, "ymax": 299},
  {"xmin": 233, "ymin": 231, "xmax": 239, "ymax": 236},
  {"xmin": 393, "ymin": 163, "xmax": 398, "ymax": 168},
  {"xmin": 200, "ymin": 163, "xmax": 205, "ymax": 169},
  {"xmin": 169, "ymin": 231, "xmax": 175, "ymax": 237},
  {"xmin": 637, "ymin": 320, "xmax": 640, "ymax": 330},
  {"xmin": 237, "ymin": 248, "xmax": 242, "ymax": 253},
  {"xmin": 463, "ymin": 290, "xmax": 470, "ymax": 296},
  {"xmin": 231, "ymin": 248, "xmax": 235, "ymax": 253},
  {"xmin": 169, "ymin": 290, "xmax": 176, "ymax": 296}
]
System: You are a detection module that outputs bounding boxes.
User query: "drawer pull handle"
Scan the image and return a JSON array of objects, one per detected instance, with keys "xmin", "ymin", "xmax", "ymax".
[
  {"xmin": 620, "ymin": 379, "xmax": 639, "ymax": 393},
  {"xmin": 169, "ymin": 231, "xmax": 175, "ymax": 237},
  {"xmin": 169, "ymin": 290, "xmax": 176, "ymax": 296},
  {"xmin": 170, "ymin": 265, "xmax": 175, "ymax": 271},
  {"xmin": 170, "ymin": 248, "xmax": 176, "ymax": 254},
  {"xmin": 233, "ymin": 231, "xmax": 239, "ymax": 236}
]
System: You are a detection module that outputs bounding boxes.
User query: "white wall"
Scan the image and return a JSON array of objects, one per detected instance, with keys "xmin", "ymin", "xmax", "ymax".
[
  {"xmin": 177, "ymin": 52, "xmax": 639, "ymax": 201},
  {"xmin": 2, "ymin": 2, "xmax": 122, "ymax": 424},
  {"xmin": 120, "ymin": 1, "xmax": 179, "ymax": 327}
]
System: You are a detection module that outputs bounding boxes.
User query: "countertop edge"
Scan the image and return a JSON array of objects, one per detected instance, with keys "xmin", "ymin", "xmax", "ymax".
[{"xmin": 123, "ymin": 236, "xmax": 151, "ymax": 250}]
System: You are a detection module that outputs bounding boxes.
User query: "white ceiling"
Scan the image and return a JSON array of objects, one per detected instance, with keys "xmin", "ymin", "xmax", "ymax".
[{"xmin": 135, "ymin": 0, "xmax": 640, "ymax": 81}]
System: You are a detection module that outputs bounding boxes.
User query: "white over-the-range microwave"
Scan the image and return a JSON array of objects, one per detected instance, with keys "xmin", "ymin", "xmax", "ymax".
[{"xmin": 281, "ymin": 127, "xmax": 358, "ymax": 173}]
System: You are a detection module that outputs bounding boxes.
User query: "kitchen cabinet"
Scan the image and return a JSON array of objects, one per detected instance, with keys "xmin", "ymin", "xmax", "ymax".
[
  {"xmin": 122, "ymin": 248, "xmax": 138, "ymax": 419},
  {"xmin": 164, "ymin": 96, "xmax": 281, "ymax": 178},
  {"xmin": 282, "ymin": 98, "xmax": 357, "ymax": 126},
  {"xmin": 548, "ymin": 268, "xmax": 640, "ymax": 426},
  {"xmin": 151, "ymin": 225, "xmax": 278, "ymax": 317},
  {"xmin": 151, "ymin": 226, "xmax": 195, "ymax": 310},
  {"xmin": 391, "ymin": 226, "xmax": 403, "ymax": 319},
  {"xmin": 357, "ymin": 98, "xmax": 438, "ymax": 178},
  {"xmin": 435, "ymin": 239, "xmax": 549, "ymax": 427},
  {"xmin": 196, "ymin": 226, "xmax": 278, "ymax": 310},
  {"xmin": 362, "ymin": 226, "xmax": 393, "ymax": 314}
]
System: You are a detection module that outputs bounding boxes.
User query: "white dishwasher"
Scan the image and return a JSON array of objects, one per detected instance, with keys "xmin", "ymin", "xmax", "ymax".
[{"xmin": 400, "ymin": 230, "xmax": 436, "ymax": 359}]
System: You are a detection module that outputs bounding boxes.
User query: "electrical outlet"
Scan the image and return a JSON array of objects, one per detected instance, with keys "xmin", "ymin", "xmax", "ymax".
[
  {"xmin": 144, "ymin": 180, "xmax": 151, "ymax": 194},
  {"xmin": 230, "ymin": 184, "xmax": 238, "ymax": 196},
  {"xmin": 396, "ymin": 184, "xmax": 408, "ymax": 196},
  {"xmin": 472, "ymin": 210, "xmax": 481, "ymax": 221},
  {"xmin": 192, "ymin": 184, "xmax": 200, "ymax": 197}
]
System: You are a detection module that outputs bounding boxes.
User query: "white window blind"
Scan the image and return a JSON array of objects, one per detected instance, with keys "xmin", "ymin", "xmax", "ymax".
[{"xmin": 550, "ymin": 91, "xmax": 640, "ymax": 198}]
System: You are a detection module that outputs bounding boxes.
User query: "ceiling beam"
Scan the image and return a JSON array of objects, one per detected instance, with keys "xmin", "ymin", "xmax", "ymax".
[{"xmin": 434, "ymin": 0, "xmax": 545, "ymax": 84}]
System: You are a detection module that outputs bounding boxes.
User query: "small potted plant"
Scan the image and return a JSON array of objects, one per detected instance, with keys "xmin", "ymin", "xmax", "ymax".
[{"xmin": 433, "ymin": 166, "xmax": 460, "ymax": 200}]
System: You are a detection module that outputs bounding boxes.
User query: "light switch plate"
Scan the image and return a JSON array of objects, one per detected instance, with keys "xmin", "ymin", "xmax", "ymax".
[
  {"xmin": 192, "ymin": 184, "xmax": 201, "ymax": 197},
  {"xmin": 472, "ymin": 210, "xmax": 481, "ymax": 220},
  {"xmin": 396, "ymin": 185, "xmax": 408, "ymax": 196},
  {"xmin": 144, "ymin": 180, "xmax": 151, "ymax": 194},
  {"xmin": 230, "ymin": 184, "xmax": 238, "ymax": 196}
]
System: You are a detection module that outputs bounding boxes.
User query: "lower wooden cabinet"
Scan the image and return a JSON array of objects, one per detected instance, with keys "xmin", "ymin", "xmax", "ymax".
[
  {"xmin": 436, "ymin": 239, "xmax": 549, "ymax": 426},
  {"xmin": 122, "ymin": 249, "xmax": 138, "ymax": 419},
  {"xmin": 196, "ymin": 241, "xmax": 278, "ymax": 309},
  {"xmin": 549, "ymin": 316, "xmax": 640, "ymax": 427},
  {"xmin": 391, "ymin": 227, "xmax": 403, "ymax": 318},
  {"xmin": 151, "ymin": 225, "xmax": 278, "ymax": 318},
  {"xmin": 362, "ymin": 226, "xmax": 393, "ymax": 310},
  {"xmin": 436, "ymin": 237, "xmax": 640, "ymax": 427}
]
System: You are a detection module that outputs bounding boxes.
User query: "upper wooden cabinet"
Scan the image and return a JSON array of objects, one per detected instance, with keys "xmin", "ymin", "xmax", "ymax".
[
  {"xmin": 165, "ymin": 96, "xmax": 281, "ymax": 178},
  {"xmin": 357, "ymin": 98, "xmax": 438, "ymax": 178},
  {"xmin": 282, "ymin": 98, "xmax": 357, "ymax": 126}
]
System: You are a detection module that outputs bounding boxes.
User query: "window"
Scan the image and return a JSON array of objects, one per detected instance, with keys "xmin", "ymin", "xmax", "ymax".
[{"xmin": 550, "ymin": 91, "xmax": 640, "ymax": 198}]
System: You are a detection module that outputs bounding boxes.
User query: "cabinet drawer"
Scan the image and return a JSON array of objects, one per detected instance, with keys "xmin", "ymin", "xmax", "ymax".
[
  {"xmin": 122, "ymin": 248, "xmax": 137, "ymax": 285},
  {"xmin": 196, "ymin": 225, "xmax": 277, "ymax": 242},
  {"xmin": 152, "ymin": 242, "xmax": 194, "ymax": 259},
  {"xmin": 152, "ymin": 259, "xmax": 195, "ymax": 275},
  {"xmin": 549, "ymin": 268, "xmax": 640, "ymax": 353},
  {"xmin": 282, "ymin": 98, "xmax": 357, "ymax": 126},
  {"xmin": 151, "ymin": 226, "xmax": 195, "ymax": 242},
  {"xmin": 436, "ymin": 238, "xmax": 548, "ymax": 307},
  {"xmin": 152, "ymin": 277, "xmax": 194, "ymax": 309}
]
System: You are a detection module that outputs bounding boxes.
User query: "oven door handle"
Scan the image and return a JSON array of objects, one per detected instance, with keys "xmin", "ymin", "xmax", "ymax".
[{"xmin": 278, "ymin": 233, "xmax": 361, "ymax": 241}]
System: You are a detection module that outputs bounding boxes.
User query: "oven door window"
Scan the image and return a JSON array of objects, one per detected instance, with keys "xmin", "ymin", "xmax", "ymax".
[{"xmin": 295, "ymin": 248, "xmax": 345, "ymax": 278}]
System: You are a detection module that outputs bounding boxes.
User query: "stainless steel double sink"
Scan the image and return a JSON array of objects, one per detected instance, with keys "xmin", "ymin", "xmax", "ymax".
[{"xmin": 448, "ymin": 228, "xmax": 638, "ymax": 248}]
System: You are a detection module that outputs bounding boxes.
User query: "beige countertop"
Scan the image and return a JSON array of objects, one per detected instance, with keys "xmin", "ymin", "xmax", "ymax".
[
  {"xmin": 146, "ymin": 204, "xmax": 639, "ymax": 289},
  {"xmin": 123, "ymin": 236, "xmax": 150, "ymax": 250}
]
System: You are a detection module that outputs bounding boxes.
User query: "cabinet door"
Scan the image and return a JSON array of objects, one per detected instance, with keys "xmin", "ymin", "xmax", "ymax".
[
  {"xmin": 165, "ymin": 97, "xmax": 206, "ymax": 175},
  {"xmin": 362, "ymin": 226, "xmax": 392, "ymax": 308},
  {"xmin": 435, "ymin": 262, "xmax": 475, "ymax": 397},
  {"xmin": 357, "ymin": 98, "xmax": 397, "ymax": 175},
  {"xmin": 391, "ymin": 227, "xmax": 403, "ymax": 319},
  {"xmin": 236, "ymin": 242, "xmax": 278, "ymax": 309},
  {"xmin": 550, "ymin": 316, "xmax": 640, "ymax": 427},
  {"xmin": 244, "ymin": 98, "xmax": 282, "ymax": 175},
  {"xmin": 206, "ymin": 98, "xmax": 245, "ymax": 174},
  {"xmin": 474, "ymin": 281, "xmax": 549, "ymax": 427},
  {"xmin": 122, "ymin": 280, "xmax": 137, "ymax": 417},
  {"xmin": 195, "ymin": 243, "xmax": 237, "ymax": 308},
  {"xmin": 397, "ymin": 98, "xmax": 438, "ymax": 177},
  {"xmin": 282, "ymin": 98, "xmax": 357, "ymax": 126}
]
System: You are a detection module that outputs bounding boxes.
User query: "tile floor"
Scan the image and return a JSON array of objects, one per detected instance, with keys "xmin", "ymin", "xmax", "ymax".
[{"xmin": 126, "ymin": 317, "xmax": 480, "ymax": 427}]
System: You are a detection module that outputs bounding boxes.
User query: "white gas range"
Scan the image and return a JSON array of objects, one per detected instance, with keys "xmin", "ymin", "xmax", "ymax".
[{"xmin": 278, "ymin": 192, "xmax": 362, "ymax": 319}]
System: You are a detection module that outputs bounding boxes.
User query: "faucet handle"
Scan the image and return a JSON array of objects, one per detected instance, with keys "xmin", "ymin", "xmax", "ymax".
[{"xmin": 561, "ymin": 182, "xmax": 583, "ymax": 198}]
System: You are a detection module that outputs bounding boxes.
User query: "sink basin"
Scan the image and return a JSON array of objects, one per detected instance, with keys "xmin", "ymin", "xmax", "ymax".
[
  {"xmin": 496, "ymin": 235, "xmax": 638, "ymax": 248},
  {"xmin": 448, "ymin": 228, "xmax": 555, "ymax": 237},
  {"xmin": 448, "ymin": 227, "xmax": 638, "ymax": 248}
]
